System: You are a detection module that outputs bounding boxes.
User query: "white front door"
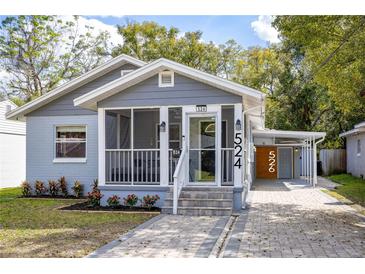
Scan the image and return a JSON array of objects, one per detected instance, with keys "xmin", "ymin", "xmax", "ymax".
[{"xmin": 187, "ymin": 113, "xmax": 218, "ymax": 185}]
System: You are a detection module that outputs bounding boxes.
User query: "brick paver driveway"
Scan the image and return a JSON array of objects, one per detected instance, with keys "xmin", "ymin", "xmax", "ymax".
[
  {"xmin": 88, "ymin": 215, "xmax": 228, "ymax": 258},
  {"xmin": 223, "ymin": 179, "xmax": 365, "ymax": 258}
]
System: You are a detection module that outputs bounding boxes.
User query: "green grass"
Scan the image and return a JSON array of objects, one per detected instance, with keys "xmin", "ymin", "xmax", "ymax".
[
  {"xmin": 327, "ymin": 174, "xmax": 365, "ymax": 207},
  {"xmin": 0, "ymin": 187, "xmax": 155, "ymax": 258}
]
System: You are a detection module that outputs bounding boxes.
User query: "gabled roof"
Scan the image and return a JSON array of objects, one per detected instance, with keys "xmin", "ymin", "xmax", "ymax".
[
  {"xmin": 73, "ymin": 58, "xmax": 266, "ymax": 112},
  {"xmin": 339, "ymin": 121, "xmax": 365, "ymax": 138},
  {"xmin": 6, "ymin": 55, "xmax": 146, "ymax": 120}
]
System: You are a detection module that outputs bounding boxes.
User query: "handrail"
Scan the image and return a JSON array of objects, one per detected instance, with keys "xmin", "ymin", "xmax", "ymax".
[{"xmin": 172, "ymin": 146, "xmax": 187, "ymax": 215}]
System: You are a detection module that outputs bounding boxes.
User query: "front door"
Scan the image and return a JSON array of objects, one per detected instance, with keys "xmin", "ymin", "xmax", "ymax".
[{"xmin": 188, "ymin": 114, "xmax": 218, "ymax": 184}]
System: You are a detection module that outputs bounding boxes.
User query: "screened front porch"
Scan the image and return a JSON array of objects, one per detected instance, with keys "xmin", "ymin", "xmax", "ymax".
[{"xmin": 101, "ymin": 106, "xmax": 236, "ymax": 186}]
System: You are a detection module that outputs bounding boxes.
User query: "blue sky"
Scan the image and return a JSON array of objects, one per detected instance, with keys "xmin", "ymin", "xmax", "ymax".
[{"xmin": 86, "ymin": 15, "xmax": 276, "ymax": 47}]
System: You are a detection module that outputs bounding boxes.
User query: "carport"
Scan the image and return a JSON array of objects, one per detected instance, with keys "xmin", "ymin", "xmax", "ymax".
[{"xmin": 252, "ymin": 129, "xmax": 326, "ymax": 186}]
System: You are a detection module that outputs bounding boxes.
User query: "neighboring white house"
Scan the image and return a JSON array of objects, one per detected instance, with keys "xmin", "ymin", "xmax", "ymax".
[
  {"xmin": 0, "ymin": 100, "xmax": 26, "ymax": 187},
  {"xmin": 340, "ymin": 121, "xmax": 365, "ymax": 179}
]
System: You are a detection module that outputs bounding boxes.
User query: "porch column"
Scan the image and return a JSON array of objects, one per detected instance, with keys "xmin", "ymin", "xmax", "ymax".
[
  {"xmin": 234, "ymin": 103, "xmax": 243, "ymax": 187},
  {"xmin": 313, "ymin": 136, "xmax": 318, "ymax": 187},
  {"xmin": 98, "ymin": 108, "xmax": 106, "ymax": 186},
  {"xmin": 160, "ymin": 106, "xmax": 169, "ymax": 186}
]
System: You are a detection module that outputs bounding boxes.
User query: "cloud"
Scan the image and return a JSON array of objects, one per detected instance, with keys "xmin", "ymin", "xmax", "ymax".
[
  {"xmin": 59, "ymin": 16, "xmax": 124, "ymax": 47},
  {"xmin": 251, "ymin": 15, "xmax": 280, "ymax": 44}
]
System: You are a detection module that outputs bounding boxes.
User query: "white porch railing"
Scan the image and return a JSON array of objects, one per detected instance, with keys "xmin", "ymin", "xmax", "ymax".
[
  {"xmin": 172, "ymin": 146, "xmax": 188, "ymax": 215},
  {"xmin": 105, "ymin": 149, "xmax": 160, "ymax": 184},
  {"xmin": 221, "ymin": 148, "xmax": 234, "ymax": 186}
]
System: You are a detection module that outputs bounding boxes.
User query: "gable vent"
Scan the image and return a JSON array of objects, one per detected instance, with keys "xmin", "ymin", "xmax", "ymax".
[{"xmin": 159, "ymin": 71, "xmax": 174, "ymax": 87}]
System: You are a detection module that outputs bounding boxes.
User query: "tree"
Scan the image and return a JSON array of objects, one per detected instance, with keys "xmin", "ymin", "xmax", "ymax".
[
  {"xmin": 273, "ymin": 16, "xmax": 365, "ymax": 131},
  {"xmin": 0, "ymin": 16, "xmax": 110, "ymax": 102}
]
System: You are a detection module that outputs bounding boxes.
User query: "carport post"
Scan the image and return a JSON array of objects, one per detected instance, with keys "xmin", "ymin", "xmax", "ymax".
[
  {"xmin": 313, "ymin": 136, "xmax": 317, "ymax": 187},
  {"xmin": 309, "ymin": 137, "xmax": 312, "ymax": 186}
]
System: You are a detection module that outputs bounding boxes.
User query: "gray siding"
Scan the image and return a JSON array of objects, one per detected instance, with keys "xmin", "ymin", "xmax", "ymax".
[
  {"xmin": 278, "ymin": 147, "xmax": 293, "ymax": 179},
  {"xmin": 98, "ymin": 73, "xmax": 242, "ymax": 108},
  {"xmin": 28, "ymin": 63, "xmax": 138, "ymax": 117},
  {"xmin": 26, "ymin": 115, "xmax": 98, "ymax": 194},
  {"xmin": 346, "ymin": 134, "xmax": 365, "ymax": 177}
]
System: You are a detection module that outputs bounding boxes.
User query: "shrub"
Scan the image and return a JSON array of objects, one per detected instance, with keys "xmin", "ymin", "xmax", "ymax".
[
  {"xmin": 87, "ymin": 179, "xmax": 103, "ymax": 207},
  {"xmin": 72, "ymin": 180, "xmax": 83, "ymax": 198},
  {"xmin": 20, "ymin": 181, "xmax": 32, "ymax": 197},
  {"xmin": 58, "ymin": 176, "xmax": 68, "ymax": 196},
  {"xmin": 123, "ymin": 194, "xmax": 139, "ymax": 206},
  {"xmin": 35, "ymin": 180, "xmax": 47, "ymax": 196},
  {"xmin": 107, "ymin": 195, "xmax": 120, "ymax": 207},
  {"xmin": 48, "ymin": 180, "xmax": 59, "ymax": 196},
  {"xmin": 142, "ymin": 194, "xmax": 160, "ymax": 208}
]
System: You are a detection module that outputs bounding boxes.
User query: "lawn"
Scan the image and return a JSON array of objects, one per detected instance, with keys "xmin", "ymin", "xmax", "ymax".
[
  {"xmin": 326, "ymin": 174, "xmax": 365, "ymax": 208},
  {"xmin": 0, "ymin": 187, "xmax": 155, "ymax": 258}
]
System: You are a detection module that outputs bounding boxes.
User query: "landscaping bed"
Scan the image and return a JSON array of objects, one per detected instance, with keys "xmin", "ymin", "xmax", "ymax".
[
  {"xmin": 19, "ymin": 195, "xmax": 85, "ymax": 199},
  {"xmin": 60, "ymin": 201, "xmax": 161, "ymax": 212}
]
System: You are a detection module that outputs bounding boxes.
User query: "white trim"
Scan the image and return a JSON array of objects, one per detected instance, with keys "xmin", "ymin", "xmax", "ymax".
[
  {"xmin": 233, "ymin": 103, "xmax": 243, "ymax": 187},
  {"xmin": 158, "ymin": 71, "xmax": 174, "ymax": 87},
  {"xmin": 6, "ymin": 55, "xmax": 146, "ymax": 120},
  {"xmin": 53, "ymin": 158, "xmax": 87, "ymax": 163},
  {"xmin": 98, "ymin": 108, "xmax": 106, "ymax": 186},
  {"xmin": 340, "ymin": 127, "xmax": 365, "ymax": 137},
  {"xmin": 159, "ymin": 106, "xmax": 169, "ymax": 186},
  {"xmin": 53, "ymin": 124, "xmax": 87, "ymax": 162},
  {"xmin": 253, "ymin": 129, "xmax": 326, "ymax": 139},
  {"xmin": 73, "ymin": 58, "xmax": 265, "ymax": 109}
]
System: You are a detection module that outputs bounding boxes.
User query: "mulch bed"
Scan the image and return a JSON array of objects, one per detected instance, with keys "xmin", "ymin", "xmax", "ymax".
[
  {"xmin": 59, "ymin": 201, "xmax": 161, "ymax": 212},
  {"xmin": 19, "ymin": 195, "xmax": 85, "ymax": 199}
]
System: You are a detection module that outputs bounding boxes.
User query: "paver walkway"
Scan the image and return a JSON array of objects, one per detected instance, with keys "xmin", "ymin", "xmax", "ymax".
[
  {"xmin": 223, "ymin": 179, "xmax": 365, "ymax": 258},
  {"xmin": 88, "ymin": 214, "xmax": 228, "ymax": 257}
]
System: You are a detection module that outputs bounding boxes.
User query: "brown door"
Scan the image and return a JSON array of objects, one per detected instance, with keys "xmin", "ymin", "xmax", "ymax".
[{"xmin": 256, "ymin": 146, "xmax": 277, "ymax": 179}]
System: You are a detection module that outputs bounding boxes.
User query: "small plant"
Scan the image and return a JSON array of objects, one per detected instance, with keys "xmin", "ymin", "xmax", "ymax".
[
  {"xmin": 48, "ymin": 180, "xmax": 59, "ymax": 196},
  {"xmin": 72, "ymin": 180, "xmax": 83, "ymax": 198},
  {"xmin": 35, "ymin": 180, "xmax": 47, "ymax": 196},
  {"xmin": 123, "ymin": 194, "xmax": 139, "ymax": 207},
  {"xmin": 87, "ymin": 179, "xmax": 103, "ymax": 207},
  {"xmin": 142, "ymin": 194, "xmax": 160, "ymax": 208},
  {"xmin": 58, "ymin": 176, "xmax": 68, "ymax": 196},
  {"xmin": 20, "ymin": 181, "xmax": 32, "ymax": 197},
  {"xmin": 107, "ymin": 195, "xmax": 120, "ymax": 207},
  {"xmin": 91, "ymin": 179, "xmax": 98, "ymax": 191}
]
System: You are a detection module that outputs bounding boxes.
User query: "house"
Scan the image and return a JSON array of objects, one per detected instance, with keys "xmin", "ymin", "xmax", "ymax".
[
  {"xmin": 6, "ymin": 54, "xmax": 325, "ymax": 215},
  {"xmin": 340, "ymin": 121, "xmax": 365, "ymax": 179},
  {"xmin": 0, "ymin": 100, "xmax": 26, "ymax": 187}
]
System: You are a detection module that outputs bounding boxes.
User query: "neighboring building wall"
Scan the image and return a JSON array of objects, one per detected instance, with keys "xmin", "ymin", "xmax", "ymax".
[
  {"xmin": 26, "ymin": 115, "xmax": 98, "ymax": 194},
  {"xmin": 346, "ymin": 134, "xmax": 365, "ymax": 178},
  {"xmin": 98, "ymin": 73, "xmax": 242, "ymax": 108},
  {"xmin": 0, "ymin": 100, "xmax": 26, "ymax": 187}
]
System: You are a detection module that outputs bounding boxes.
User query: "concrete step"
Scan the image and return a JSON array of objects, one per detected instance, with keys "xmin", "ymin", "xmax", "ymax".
[
  {"xmin": 181, "ymin": 186, "xmax": 234, "ymax": 192},
  {"xmin": 161, "ymin": 207, "xmax": 232, "ymax": 216},
  {"xmin": 179, "ymin": 191, "xmax": 233, "ymax": 199},
  {"xmin": 164, "ymin": 198, "xmax": 232, "ymax": 208}
]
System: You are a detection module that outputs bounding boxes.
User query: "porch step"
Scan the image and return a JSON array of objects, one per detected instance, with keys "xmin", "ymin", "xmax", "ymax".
[
  {"xmin": 164, "ymin": 198, "xmax": 233, "ymax": 208},
  {"xmin": 162, "ymin": 186, "xmax": 234, "ymax": 216},
  {"xmin": 161, "ymin": 207, "xmax": 232, "ymax": 216}
]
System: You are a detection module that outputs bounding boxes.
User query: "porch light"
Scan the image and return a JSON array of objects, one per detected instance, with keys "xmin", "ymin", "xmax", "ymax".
[
  {"xmin": 160, "ymin": 121, "xmax": 166, "ymax": 132},
  {"xmin": 235, "ymin": 119, "xmax": 242, "ymax": 131}
]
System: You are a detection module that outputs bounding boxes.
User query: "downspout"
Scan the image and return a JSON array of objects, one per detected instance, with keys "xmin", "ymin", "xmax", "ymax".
[{"xmin": 313, "ymin": 136, "xmax": 325, "ymax": 187}]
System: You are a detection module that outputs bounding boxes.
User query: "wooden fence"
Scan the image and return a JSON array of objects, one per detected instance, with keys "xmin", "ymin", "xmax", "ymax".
[{"xmin": 319, "ymin": 149, "xmax": 346, "ymax": 176}]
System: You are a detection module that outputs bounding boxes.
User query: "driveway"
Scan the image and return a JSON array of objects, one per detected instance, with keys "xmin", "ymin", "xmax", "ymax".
[
  {"xmin": 88, "ymin": 214, "xmax": 229, "ymax": 257},
  {"xmin": 88, "ymin": 179, "xmax": 365, "ymax": 258},
  {"xmin": 223, "ymin": 179, "xmax": 365, "ymax": 258}
]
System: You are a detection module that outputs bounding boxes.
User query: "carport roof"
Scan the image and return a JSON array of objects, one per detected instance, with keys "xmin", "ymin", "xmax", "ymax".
[{"xmin": 253, "ymin": 129, "xmax": 326, "ymax": 139}]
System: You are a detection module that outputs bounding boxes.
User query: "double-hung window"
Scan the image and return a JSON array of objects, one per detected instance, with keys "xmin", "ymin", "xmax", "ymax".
[{"xmin": 54, "ymin": 126, "xmax": 87, "ymax": 162}]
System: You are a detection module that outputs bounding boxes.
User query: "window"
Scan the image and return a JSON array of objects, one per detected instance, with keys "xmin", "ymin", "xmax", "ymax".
[
  {"xmin": 55, "ymin": 126, "xmax": 86, "ymax": 162},
  {"xmin": 357, "ymin": 139, "xmax": 361, "ymax": 156},
  {"xmin": 158, "ymin": 71, "xmax": 174, "ymax": 87},
  {"xmin": 121, "ymin": 69, "xmax": 133, "ymax": 76}
]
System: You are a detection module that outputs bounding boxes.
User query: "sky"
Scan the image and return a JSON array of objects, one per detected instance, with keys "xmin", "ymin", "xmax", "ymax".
[{"xmin": 84, "ymin": 15, "xmax": 280, "ymax": 47}]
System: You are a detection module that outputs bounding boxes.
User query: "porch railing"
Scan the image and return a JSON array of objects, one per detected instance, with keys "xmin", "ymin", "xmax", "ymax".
[
  {"xmin": 221, "ymin": 148, "xmax": 234, "ymax": 186},
  {"xmin": 105, "ymin": 149, "xmax": 160, "ymax": 184},
  {"xmin": 173, "ymin": 146, "xmax": 188, "ymax": 214}
]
